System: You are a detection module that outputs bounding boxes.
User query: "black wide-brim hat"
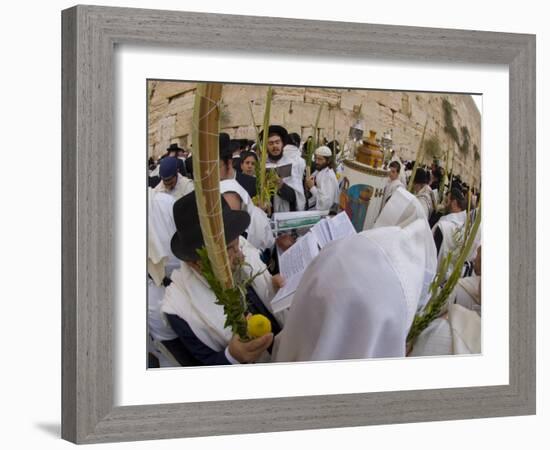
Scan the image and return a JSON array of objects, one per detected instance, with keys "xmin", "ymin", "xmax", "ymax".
[
  {"xmin": 170, "ymin": 191, "xmax": 251, "ymax": 261},
  {"xmin": 167, "ymin": 143, "xmax": 184, "ymax": 153},
  {"xmin": 259, "ymin": 125, "xmax": 289, "ymax": 145}
]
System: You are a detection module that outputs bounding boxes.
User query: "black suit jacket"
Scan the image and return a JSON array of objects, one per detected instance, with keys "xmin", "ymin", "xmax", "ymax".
[{"xmin": 236, "ymin": 172, "xmax": 257, "ymax": 198}]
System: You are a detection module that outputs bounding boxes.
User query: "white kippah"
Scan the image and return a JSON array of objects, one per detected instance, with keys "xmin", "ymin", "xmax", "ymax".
[{"xmin": 314, "ymin": 146, "xmax": 332, "ymax": 157}]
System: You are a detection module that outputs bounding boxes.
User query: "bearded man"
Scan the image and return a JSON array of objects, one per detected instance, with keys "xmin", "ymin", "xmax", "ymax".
[
  {"xmin": 261, "ymin": 125, "xmax": 305, "ymax": 213},
  {"xmin": 161, "ymin": 192, "xmax": 283, "ymax": 365},
  {"xmin": 305, "ymin": 146, "xmax": 339, "ymax": 211}
]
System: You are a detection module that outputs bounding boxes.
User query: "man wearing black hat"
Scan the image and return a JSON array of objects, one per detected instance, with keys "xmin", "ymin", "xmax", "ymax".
[
  {"xmin": 165, "ymin": 143, "xmax": 188, "ymax": 177},
  {"xmin": 260, "ymin": 125, "xmax": 305, "ymax": 213},
  {"xmin": 153, "ymin": 156, "xmax": 194, "ymax": 200},
  {"xmin": 218, "ymin": 133, "xmax": 257, "ymax": 198},
  {"xmin": 160, "ymin": 192, "xmax": 282, "ymax": 365},
  {"xmin": 412, "ymin": 168, "xmax": 437, "ymax": 219}
]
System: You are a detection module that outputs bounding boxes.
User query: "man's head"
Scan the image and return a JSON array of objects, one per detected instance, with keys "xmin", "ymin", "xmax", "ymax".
[
  {"xmin": 166, "ymin": 143, "xmax": 182, "ymax": 158},
  {"xmin": 431, "ymin": 166, "xmax": 443, "ymax": 185},
  {"xmin": 171, "ymin": 192, "xmax": 250, "ymax": 268},
  {"xmin": 412, "ymin": 168, "xmax": 429, "ymax": 193},
  {"xmin": 314, "ymin": 146, "xmax": 332, "ymax": 171},
  {"xmin": 288, "ymin": 132, "xmax": 301, "ymax": 148},
  {"xmin": 445, "ymin": 187, "xmax": 467, "ymax": 213},
  {"xmin": 187, "ymin": 236, "xmax": 244, "ymax": 273},
  {"xmin": 388, "ymin": 161, "xmax": 401, "ymax": 181},
  {"xmin": 230, "ymin": 139, "xmax": 241, "ymax": 158},
  {"xmin": 261, "ymin": 125, "xmax": 288, "ymax": 161},
  {"xmin": 239, "ymin": 151, "xmax": 258, "ymax": 177},
  {"xmin": 218, "ymin": 133, "xmax": 235, "ymax": 180},
  {"xmin": 159, "ymin": 157, "xmax": 179, "ymax": 191}
]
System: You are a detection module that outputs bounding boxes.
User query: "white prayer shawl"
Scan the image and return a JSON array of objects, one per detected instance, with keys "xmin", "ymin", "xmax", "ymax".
[
  {"xmin": 161, "ymin": 236, "xmax": 277, "ymax": 351},
  {"xmin": 283, "ymin": 144, "xmax": 303, "ymax": 163},
  {"xmin": 220, "ymin": 179, "xmax": 275, "ymax": 252},
  {"xmin": 308, "ymin": 167, "xmax": 339, "ymax": 211},
  {"xmin": 415, "ymin": 184, "xmax": 437, "ymax": 219},
  {"xmin": 374, "ymin": 188, "xmax": 437, "ymax": 312},
  {"xmin": 390, "ymin": 154, "xmax": 407, "ymax": 186},
  {"xmin": 380, "ymin": 179, "xmax": 404, "ymax": 212},
  {"xmin": 149, "ymin": 164, "xmax": 160, "ymax": 178},
  {"xmin": 449, "ymin": 275, "xmax": 481, "ymax": 316},
  {"xmin": 238, "ymin": 237, "xmax": 285, "ymax": 324},
  {"xmin": 162, "ymin": 261, "xmax": 231, "ymax": 351},
  {"xmin": 409, "ymin": 303, "xmax": 481, "ymax": 356},
  {"xmin": 375, "ymin": 186, "xmax": 427, "ymax": 228},
  {"xmin": 147, "ymin": 189, "xmax": 179, "ymax": 286},
  {"xmin": 153, "ymin": 173, "xmax": 194, "ymax": 200},
  {"xmin": 273, "ymin": 218, "xmax": 436, "ymax": 362},
  {"xmin": 433, "ymin": 210, "xmax": 467, "ymax": 278},
  {"xmin": 268, "ymin": 153, "xmax": 306, "ymax": 212},
  {"xmin": 148, "ymin": 277, "xmax": 178, "ymax": 342}
]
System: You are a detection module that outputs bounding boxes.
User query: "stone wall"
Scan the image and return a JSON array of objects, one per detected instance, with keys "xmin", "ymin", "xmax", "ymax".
[{"xmin": 148, "ymin": 81, "xmax": 481, "ymax": 187}]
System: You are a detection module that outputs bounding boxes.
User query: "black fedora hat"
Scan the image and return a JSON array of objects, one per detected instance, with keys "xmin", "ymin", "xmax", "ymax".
[
  {"xmin": 166, "ymin": 143, "xmax": 184, "ymax": 153},
  {"xmin": 259, "ymin": 125, "xmax": 289, "ymax": 145},
  {"xmin": 170, "ymin": 191, "xmax": 250, "ymax": 262}
]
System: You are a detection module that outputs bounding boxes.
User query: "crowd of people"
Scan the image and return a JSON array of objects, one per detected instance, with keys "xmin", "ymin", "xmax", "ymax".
[{"xmin": 147, "ymin": 124, "xmax": 482, "ymax": 367}]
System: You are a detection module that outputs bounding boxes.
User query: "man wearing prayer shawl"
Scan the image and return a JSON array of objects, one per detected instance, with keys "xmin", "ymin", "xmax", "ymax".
[
  {"xmin": 408, "ymin": 303, "xmax": 481, "ymax": 356},
  {"xmin": 161, "ymin": 192, "xmax": 283, "ymax": 365},
  {"xmin": 260, "ymin": 125, "xmax": 306, "ymax": 213},
  {"xmin": 412, "ymin": 168, "xmax": 438, "ymax": 219},
  {"xmin": 446, "ymin": 245, "xmax": 481, "ymax": 316},
  {"xmin": 153, "ymin": 156, "xmax": 194, "ymax": 200},
  {"xmin": 147, "ymin": 189, "xmax": 199, "ymax": 367},
  {"xmin": 379, "ymin": 160, "xmax": 405, "ymax": 214},
  {"xmin": 431, "ymin": 187, "xmax": 480, "ymax": 281},
  {"xmin": 273, "ymin": 187, "xmax": 437, "ymax": 362},
  {"xmin": 283, "ymin": 133, "xmax": 307, "ymax": 187},
  {"xmin": 305, "ymin": 146, "xmax": 340, "ymax": 211},
  {"xmin": 218, "ymin": 133, "xmax": 257, "ymax": 199}
]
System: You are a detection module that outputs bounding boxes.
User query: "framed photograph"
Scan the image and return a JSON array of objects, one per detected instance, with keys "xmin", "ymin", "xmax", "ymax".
[{"xmin": 62, "ymin": 5, "xmax": 535, "ymax": 444}]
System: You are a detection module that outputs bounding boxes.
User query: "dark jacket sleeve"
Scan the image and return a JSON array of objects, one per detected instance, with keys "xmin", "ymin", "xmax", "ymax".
[
  {"xmin": 236, "ymin": 172, "xmax": 257, "ymax": 198},
  {"xmin": 277, "ymin": 183, "xmax": 297, "ymax": 211},
  {"xmin": 166, "ymin": 314, "xmax": 232, "ymax": 365},
  {"xmin": 433, "ymin": 226, "xmax": 443, "ymax": 254}
]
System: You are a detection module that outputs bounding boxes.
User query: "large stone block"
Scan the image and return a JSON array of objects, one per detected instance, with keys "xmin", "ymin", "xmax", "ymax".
[
  {"xmin": 174, "ymin": 110, "xmax": 194, "ymax": 138},
  {"xmin": 304, "ymin": 87, "xmax": 340, "ymax": 107},
  {"xmin": 220, "ymin": 102, "xmax": 259, "ymax": 128},
  {"xmin": 222, "ymin": 85, "xmax": 268, "ymax": 104},
  {"xmin": 164, "ymin": 90, "xmax": 196, "ymax": 116},
  {"xmin": 272, "ymin": 86, "xmax": 306, "ymax": 103},
  {"xmin": 339, "ymin": 90, "xmax": 368, "ymax": 112},
  {"xmin": 151, "ymin": 81, "xmax": 197, "ymax": 101}
]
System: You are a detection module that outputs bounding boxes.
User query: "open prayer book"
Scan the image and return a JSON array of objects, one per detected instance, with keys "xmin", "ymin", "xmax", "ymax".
[
  {"xmin": 271, "ymin": 211, "xmax": 357, "ymax": 312},
  {"xmin": 265, "ymin": 162, "xmax": 293, "ymax": 178}
]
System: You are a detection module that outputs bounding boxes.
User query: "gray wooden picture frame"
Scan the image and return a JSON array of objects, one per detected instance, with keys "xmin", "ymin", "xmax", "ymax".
[{"xmin": 61, "ymin": 4, "xmax": 536, "ymax": 444}]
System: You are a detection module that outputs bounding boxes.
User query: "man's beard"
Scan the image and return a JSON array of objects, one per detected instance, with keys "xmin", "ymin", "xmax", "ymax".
[
  {"xmin": 268, "ymin": 150, "xmax": 284, "ymax": 161},
  {"xmin": 315, "ymin": 162, "xmax": 328, "ymax": 171}
]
